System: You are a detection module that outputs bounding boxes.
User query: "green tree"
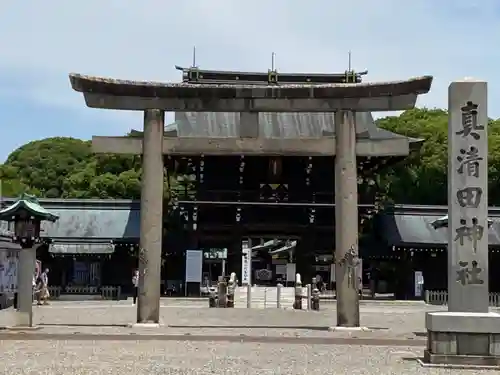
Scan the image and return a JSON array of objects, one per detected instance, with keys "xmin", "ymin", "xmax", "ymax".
[
  {"xmin": 1, "ymin": 137, "xmax": 92, "ymax": 198},
  {"xmin": 1, "ymin": 136, "xmax": 182, "ymax": 201},
  {"xmin": 377, "ymin": 108, "xmax": 500, "ymax": 205}
]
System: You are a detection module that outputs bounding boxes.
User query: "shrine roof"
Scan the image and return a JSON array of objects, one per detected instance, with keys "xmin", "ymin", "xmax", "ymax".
[
  {"xmin": 0, "ymin": 198, "xmax": 139, "ymax": 246},
  {"xmin": 167, "ymin": 112, "xmax": 422, "ymax": 145},
  {"xmin": 377, "ymin": 207, "xmax": 500, "ymax": 248}
]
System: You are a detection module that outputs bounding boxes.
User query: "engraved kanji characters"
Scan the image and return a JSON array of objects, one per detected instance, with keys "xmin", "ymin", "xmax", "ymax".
[
  {"xmin": 457, "ymin": 146, "xmax": 483, "ymax": 177},
  {"xmin": 454, "ymin": 217, "xmax": 484, "ymax": 253},
  {"xmin": 456, "ymin": 101, "xmax": 484, "ymax": 140},
  {"xmin": 456, "ymin": 187, "xmax": 483, "ymax": 208},
  {"xmin": 456, "ymin": 260, "xmax": 484, "ymax": 286}
]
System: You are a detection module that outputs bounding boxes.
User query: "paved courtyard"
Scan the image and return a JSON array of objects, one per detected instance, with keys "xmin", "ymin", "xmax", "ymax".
[{"xmin": 0, "ymin": 301, "xmax": 499, "ymax": 373}]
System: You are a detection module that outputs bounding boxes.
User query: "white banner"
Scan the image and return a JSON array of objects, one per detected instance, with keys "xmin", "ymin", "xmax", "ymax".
[
  {"xmin": 275, "ymin": 264, "xmax": 286, "ymax": 275},
  {"xmin": 330, "ymin": 263, "xmax": 336, "ymax": 283},
  {"xmin": 357, "ymin": 258, "xmax": 363, "ymax": 290},
  {"xmin": 185, "ymin": 250, "xmax": 203, "ymax": 283},
  {"xmin": 414, "ymin": 271, "xmax": 424, "ymax": 297},
  {"xmin": 357, "ymin": 258, "xmax": 363, "ymax": 280},
  {"xmin": 241, "ymin": 241, "xmax": 251, "ymax": 285},
  {"xmin": 285, "ymin": 263, "xmax": 296, "ymax": 282}
]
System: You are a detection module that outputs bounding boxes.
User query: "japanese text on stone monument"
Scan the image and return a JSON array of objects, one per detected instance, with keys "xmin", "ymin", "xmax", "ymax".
[{"xmin": 453, "ymin": 100, "xmax": 486, "ymax": 285}]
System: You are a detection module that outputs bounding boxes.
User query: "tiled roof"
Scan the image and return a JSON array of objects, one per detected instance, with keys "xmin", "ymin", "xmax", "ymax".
[
  {"xmin": 377, "ymin": 211, "xmax": 500, "ymax": 247},
  {"xmin": 0, "ymin": 199, "xmax": 139, "ymax": 244},
  {"xmin": 172, "ymin": 112, "xmax": 420, "ymax": 141}
]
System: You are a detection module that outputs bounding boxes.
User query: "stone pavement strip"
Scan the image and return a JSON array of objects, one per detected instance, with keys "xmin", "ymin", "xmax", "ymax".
[
  {"xmin": 0, "ymin": 302, "xmax": 498, "ymax": 373},
  {"xmin": 0, "ymin": 301, "xmax": 449, "ymax": 337},
  {"xmin": 0, "ymin": 301, "xmax": 447, "ymax": 340}
]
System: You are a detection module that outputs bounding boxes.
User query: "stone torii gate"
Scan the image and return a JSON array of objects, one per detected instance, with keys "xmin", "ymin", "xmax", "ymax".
[{"xmin": 69, "ymin": 72, "xmax": 432, "ymax": 327}]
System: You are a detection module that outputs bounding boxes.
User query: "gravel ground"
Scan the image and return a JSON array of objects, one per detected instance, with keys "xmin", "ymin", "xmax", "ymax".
[
  {"xmin": 0, "ymin": 340, "xmax": 497, "ymax": 374},
  {"xmin": 0, "ymin": 303, "xmax": 498, "ymax": 374}
]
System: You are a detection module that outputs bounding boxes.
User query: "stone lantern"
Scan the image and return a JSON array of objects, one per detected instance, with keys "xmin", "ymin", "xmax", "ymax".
[{"xmin": 0, "ymin": 193, "xmax": 58, "ymax": 327}]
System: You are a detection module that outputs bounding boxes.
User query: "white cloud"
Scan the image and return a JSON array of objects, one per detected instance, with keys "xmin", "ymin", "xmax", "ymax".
[{"xmin": 0, "ymin": 0, "xmax": 499, "ymax": 134}]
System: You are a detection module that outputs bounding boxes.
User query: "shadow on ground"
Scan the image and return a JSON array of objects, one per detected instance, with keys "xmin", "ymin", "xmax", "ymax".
[
  {"xmin": 40, "ymin": 323, "xmax": 128, "ymax": 328},
  {"xmin": 0, "ymin": 332, "xmax": 427, "ymax": 346},
  {"xmin": 169, "ymin": 325, "xmax": 330, "ymax": 331},
  {"xmin": 168, "ymin": 325, "xmax": 389, "ymax": 331}
]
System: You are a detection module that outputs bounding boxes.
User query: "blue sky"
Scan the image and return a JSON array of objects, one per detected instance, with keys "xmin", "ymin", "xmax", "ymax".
[{"xmin": 0, "ymin": 0, "xmax": 499, "ymax": 162}]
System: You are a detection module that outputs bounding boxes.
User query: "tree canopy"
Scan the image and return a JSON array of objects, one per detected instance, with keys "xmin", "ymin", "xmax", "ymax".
[
  {"xmin": 1, "ymin": 108, "xmax": 500, "ymax": 205},
  {"xmin": 0, "ymin": 137, "xmax": 180, "ymax": 200},
  {"xmin": 375, "ymin": 108, "xmax": 500, "ymax": 205}
]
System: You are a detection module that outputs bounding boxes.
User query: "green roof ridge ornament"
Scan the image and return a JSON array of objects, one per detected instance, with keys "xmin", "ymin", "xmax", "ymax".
[
  {"xmin": 20, "ymin": 192, "xmax": 39, "ymax": 204},
  {"xmin": 0, "ymin": 194, "xmax": 59, "ymax": 222}
]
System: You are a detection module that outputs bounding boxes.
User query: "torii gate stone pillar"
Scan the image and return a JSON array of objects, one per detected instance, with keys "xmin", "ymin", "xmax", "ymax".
[
  {"xmin": 137, "ymin": 109, "xmax": 164, "ymax": 324},
  {"xmin": 334, "ymin": 110, "xmax": 360, "ymax": 327},
  {"xmin": 69, "ymin": 73, "xmax": 432, "ymax": 327}
]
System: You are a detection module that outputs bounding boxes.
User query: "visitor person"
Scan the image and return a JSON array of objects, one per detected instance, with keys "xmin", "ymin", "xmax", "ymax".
[
  {"xmin": 37, "ymin": 268, "xmax": 50, "ymax": 305},
  {"xmin": 315, "ymin": 274, "xmax": 325, "ymax": 293},
  {"xmin": 32, "ymin": 274, "xmax": 37, "ymax": 303},
  {"xmin": 132, "ymin": 269, "xmax": 139, "ymax": 304}
]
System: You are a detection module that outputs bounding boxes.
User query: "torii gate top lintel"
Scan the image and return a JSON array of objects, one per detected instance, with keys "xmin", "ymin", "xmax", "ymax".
[{"xmin": 69, "ymin": 73, "xmax": 433, "ymax": 112}]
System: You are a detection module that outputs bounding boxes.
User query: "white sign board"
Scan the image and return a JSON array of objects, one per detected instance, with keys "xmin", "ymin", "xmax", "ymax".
[
  {"xmin": 357, "ymin": 258, "xmax": 363, "ymax": 281},
  {"xmin": 185, "ymin": 250, "xmax": 203, "ymax": 283},
  {"xmin": 330, "ymin": 263, "xmax": 336, "ymax": 283},
  {"xmin": 285, "ymin": 263, "xmax": 296, "ymax": 282},
  {"xmin": 414, "ymin": 271, "xmax": 424, "ymax": 297},
  {"xmin": 275, "ymin": 264, "xmax": 286, "ymax": 275},
  {"xmin": 241, "ymin": 242, "xmax": 251, "ymax": 285}
]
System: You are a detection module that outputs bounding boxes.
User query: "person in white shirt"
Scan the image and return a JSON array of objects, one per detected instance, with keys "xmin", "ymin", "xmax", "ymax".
[
  {"xmin": 37, "ymin": 268, "xmax": 50, "ymax": 305},
  {"xmin": 32, "ymin": 275, "xmax": 37, "ymax": 303}
]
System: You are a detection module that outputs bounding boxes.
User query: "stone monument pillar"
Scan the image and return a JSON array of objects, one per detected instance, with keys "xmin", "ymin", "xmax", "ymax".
[
  {"xmin": 334, "ymin": 110, "xmax": 360, "ymax": 327},
  {"xmin": 17, "ymin": 247, "xmax": 36, "ymax": 327},
  {"xmin": 137, "ymin": 109, "xmax": 165, "ymax": 325},
  {"xmin": 448, "ymin": 80, "xmax": 489, "ymax": 313},
  {"xmin": 424, "ymin": 79, "xmax": 500, "ymax": 368}
]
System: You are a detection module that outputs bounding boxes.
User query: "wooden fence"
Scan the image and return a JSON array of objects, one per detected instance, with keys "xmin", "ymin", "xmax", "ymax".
[
  {"xmin": 425, "ymin": 290, "xmax": 500, "ymax": 307},
  {"xmin": 47, "ymin": 285, "xmax": 122, "ymax": 300}
]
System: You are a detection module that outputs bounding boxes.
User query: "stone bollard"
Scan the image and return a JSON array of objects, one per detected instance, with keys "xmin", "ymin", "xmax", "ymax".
[
  {"xmin": 306, "ymin": 284, "xmax": 312, "ymax": 310},
  {"xmin": 217, "ymin": 276, "xmax": 228, "ymax": 308},
  {"xmin": 208, "ymin": 289, "xmax": 218, "ymax": 308},
  {"xmin": 227, "ymin": 272, "xmax": 236, "ymax": 308},
  {"xmin": 293, "ymin": 273, "xmax": 302, "ymax": 310},
  {"xmin": 246, "ymin": 283, "xmax": 252, "ymax": 308},
  {"xmin": 311, "ymin": 286, "xmax": 320, "ymax": 311},
  {"xmin": 276, "ymin": 283, "xmax": 282, "ymax": 308}
]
